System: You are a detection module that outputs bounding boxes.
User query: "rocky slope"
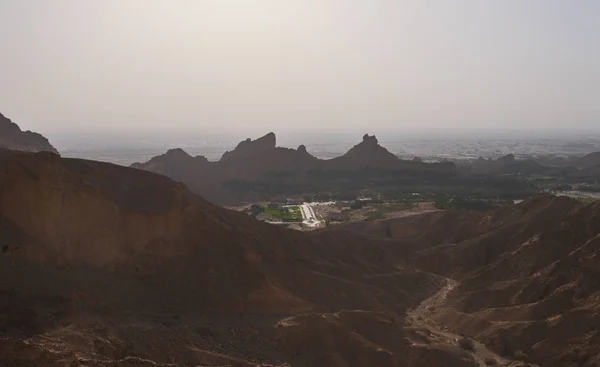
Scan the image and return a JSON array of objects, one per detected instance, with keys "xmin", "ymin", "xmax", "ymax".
[
  {"xmin": 0, "ymin": 149, "xmax": 475, "ymax": 367},
  {"xmin": 349, "ymin": 194, "xmax": 600, "ymax": 366},
  {"xmin": 130, "ymin": 148, "xmax": 227, "ymax": 204},
  {"xmin": 0, "ymin": 112, "xmax": 58, "ymax": 153},
  {"xmin": 3, "ymin": 149, "xmax": 599, "ymax": 366}
]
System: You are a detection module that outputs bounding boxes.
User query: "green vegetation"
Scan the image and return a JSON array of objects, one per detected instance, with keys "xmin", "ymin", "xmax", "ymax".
[
  {"xmin": 230, "ymin": 168, "xmax": 600, "ymax": 215},
  {"xmin": 577, "ymin": 197, "xmax": 598, "ymax": 204},
  {"xmin": 264, "ymin": 206, "xmax": 302, "ymax": 222},
  {"xmin": 224, "ymin": 170, "xmax": 544, "ymax": 205},
  {"xmin": 579, "ymin": 185, "xmax": 600, "ymax": 193},
  {"xmin": 350, "ymin": 201, "xmax": 364, "ymax": 209},
  {"xmin": 526, "ymin": 175, "xmax": 556, "ymax": 181},
  {"xmin": 366, "ymin": 213, "xmax": 385, "ymax": 221},
  {"xmin": 435, "ymin": 198, "xmax": 506, "ymax": 211},
  {"xmin": 249, "ymin": 204, "xmax": 265, "ymax": 217},
  {"xmin": 1, "ymin": 245, "xmax": 8, "ymax": 254}
]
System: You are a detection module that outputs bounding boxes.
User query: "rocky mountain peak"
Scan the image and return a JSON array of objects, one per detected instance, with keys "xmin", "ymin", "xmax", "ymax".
[
  {"xmin": 0, "ymin": 112, "xmax": 58, "ymax": 154},
  {"xmin": 498, "ymin": 154, "xmax": 516, "ymax": 163},
  {"xmin": 240, "ymin": 132, "xmax": 276, "ymax": 150},
  {"xmin": 221, "ymin": 132, "xmax": 277, "ymax": 162},
  {"xmin": 165, "ymin": 148, "xmax": 192, "ymax": 159},
  {"xmin": 362, "ymin": 134, "xmax": 379, "ymax": 145},
  {"xmin": 345, "ymin": 133, "xmax": 389, "ymax": 156}
]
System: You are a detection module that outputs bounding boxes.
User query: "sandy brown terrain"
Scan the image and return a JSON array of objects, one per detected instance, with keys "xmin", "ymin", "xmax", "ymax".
[
  {"xmin": 1, "ymin": 149, "xmax": 599, "ymax": 366},
  {"xmin": 0, "ymin": 149, "xmax": 474, "ymax": 367},
  {"xmin": 349, "ymin": 195, "xmax": 600, "ymax": 366}
]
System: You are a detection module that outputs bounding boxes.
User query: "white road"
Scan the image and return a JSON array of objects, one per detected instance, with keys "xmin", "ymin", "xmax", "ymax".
[{"xmin": 299, "ymin": 203, "xmax": 322, "ymax": 227}]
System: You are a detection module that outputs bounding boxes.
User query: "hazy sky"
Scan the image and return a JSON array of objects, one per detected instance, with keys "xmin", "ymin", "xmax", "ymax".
[{"xmin": 1, "ymin": 0, "xmax": 599, "ymax": 135}]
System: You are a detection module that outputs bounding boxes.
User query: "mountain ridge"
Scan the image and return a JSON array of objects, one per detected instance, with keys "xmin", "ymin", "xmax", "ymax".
[
  {"xmin": 1, "ymin": 149, "xmax": 599, "ymax": 365},
  {"xmin": 0, "ymin": 112, "xmax": 58, "ymax": 154},
  {"xmin": 0, "ymin": 149, "xmax": 476, "ymax": 366},
  {"xmin": 132, "ymin": 132, "xmax": 456, "ymax": 204}
]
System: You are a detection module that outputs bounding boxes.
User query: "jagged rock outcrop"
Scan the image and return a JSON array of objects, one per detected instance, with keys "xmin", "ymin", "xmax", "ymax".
[
  {"xmin": 132, "ymin": 132, "xmax": 456, "ymax": 204},
  {"xmin": 328, "ymin": 133, "xmax": 402, "ymax": 169},
  {"xmin": 0, "ymin": 112, "xmax": 58, "ymax": 153},
  {"xmin": 220, "ymin": 132, "xmax": 277, "ymax": 163},
  {"xmin": 216, "ymin": 133, "xmax": 320, "ymax": 180}
]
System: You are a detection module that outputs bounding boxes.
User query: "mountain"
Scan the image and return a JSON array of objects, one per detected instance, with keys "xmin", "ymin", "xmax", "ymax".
[
  {"xmin": 133, "ymin": 132, "xmax": 456, "ymax": 204},
  {"xmin": 574, "ymin": 151, "xmax": 600, "ymax": 169},
  {"xmin": 348, "ymin": 194, "xmax": 600, "ymax": 366},
  {"xmin": 220, "ymin": 132, "xmax": 278, "ymax": 163},
  {"xmin": 0, "ymin": 112, "xmax": 58, "ymax": 153},
  {"xmin": 469, "ymin": 154, "xmax": 564, "ymax": 176},
  {"xmin": 3, "ymin": 149, "xmax": 600, "ymax": 366},
  {"xmin": 0, "ymin": 149, "xmax": 477, "ymax": 367},
  {"xmin": 327, "ymin": 134, "xmax": 400, "ymax": 170},
  {"xmin": 130, "ymin": 148, "xmax": 229, "ymax": 202},
  {"xmin": 218, "ymin": 132, "xmax": 320, "ymax": 179}
]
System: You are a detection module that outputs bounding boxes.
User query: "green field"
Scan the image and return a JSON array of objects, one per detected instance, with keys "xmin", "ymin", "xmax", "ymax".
[{"xmin": 264, "ymin": 206, "xmax": 302, "ymax": 222}]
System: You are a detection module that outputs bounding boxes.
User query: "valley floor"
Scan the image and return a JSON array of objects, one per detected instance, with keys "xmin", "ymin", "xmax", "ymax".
[{"xmin": 405, "ymin": 278, "xmax": 538, "ymax": 367}]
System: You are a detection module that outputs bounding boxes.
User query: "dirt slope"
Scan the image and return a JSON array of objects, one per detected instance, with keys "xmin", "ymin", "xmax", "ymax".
[
  {"xmin": 0, "ymin": 149, "xmax": 472, "ymax": 367},
  {"xmin": 3, "ymin": 149, "xmax": 599, "ymax": 366},
  {"xmin": 349, "ymin": 195, "xmax": 600, "ymax": 366}
]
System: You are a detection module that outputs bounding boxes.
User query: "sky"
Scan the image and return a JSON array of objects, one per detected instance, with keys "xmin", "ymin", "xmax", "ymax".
[{"xmin": 1, "ymin": 0, "xmax": 599, "ymax": 136}]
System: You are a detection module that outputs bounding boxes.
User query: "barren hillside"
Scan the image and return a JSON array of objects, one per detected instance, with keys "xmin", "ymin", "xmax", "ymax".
[
  {"xmin": 349, "ymin": 195, "xmax": 600, "ymax": 366},
  {"xmin": 1, "ymin": 149, "xmax": 475, "ymax": 367},
  {"xmin": 0, "ymin": 113, "xmax": 58, "ymax": 154}
]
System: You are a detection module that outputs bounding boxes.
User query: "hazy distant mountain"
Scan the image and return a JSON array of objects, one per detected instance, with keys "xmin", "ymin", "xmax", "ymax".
[
  {"xmin": 133, "ymin": 132, "xmax": 456, "ymax": 204},
  {"xmin": 218, "ymin": 132, "xmax": 321, "ymax": 179},
  {"xmin": 0, "ymin": 112, "xmax": 58, "ymax": 153},
  {"xmin": 573, "ymin": 151, "xmax": 600, "ymax": 169},
  {"xmin": 469, "ymin": 153, "xmax": 566, "ymax": 176},
  {"xmin": 328, "ymin": 134, "xmax": 417, "ymax": 170}
]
